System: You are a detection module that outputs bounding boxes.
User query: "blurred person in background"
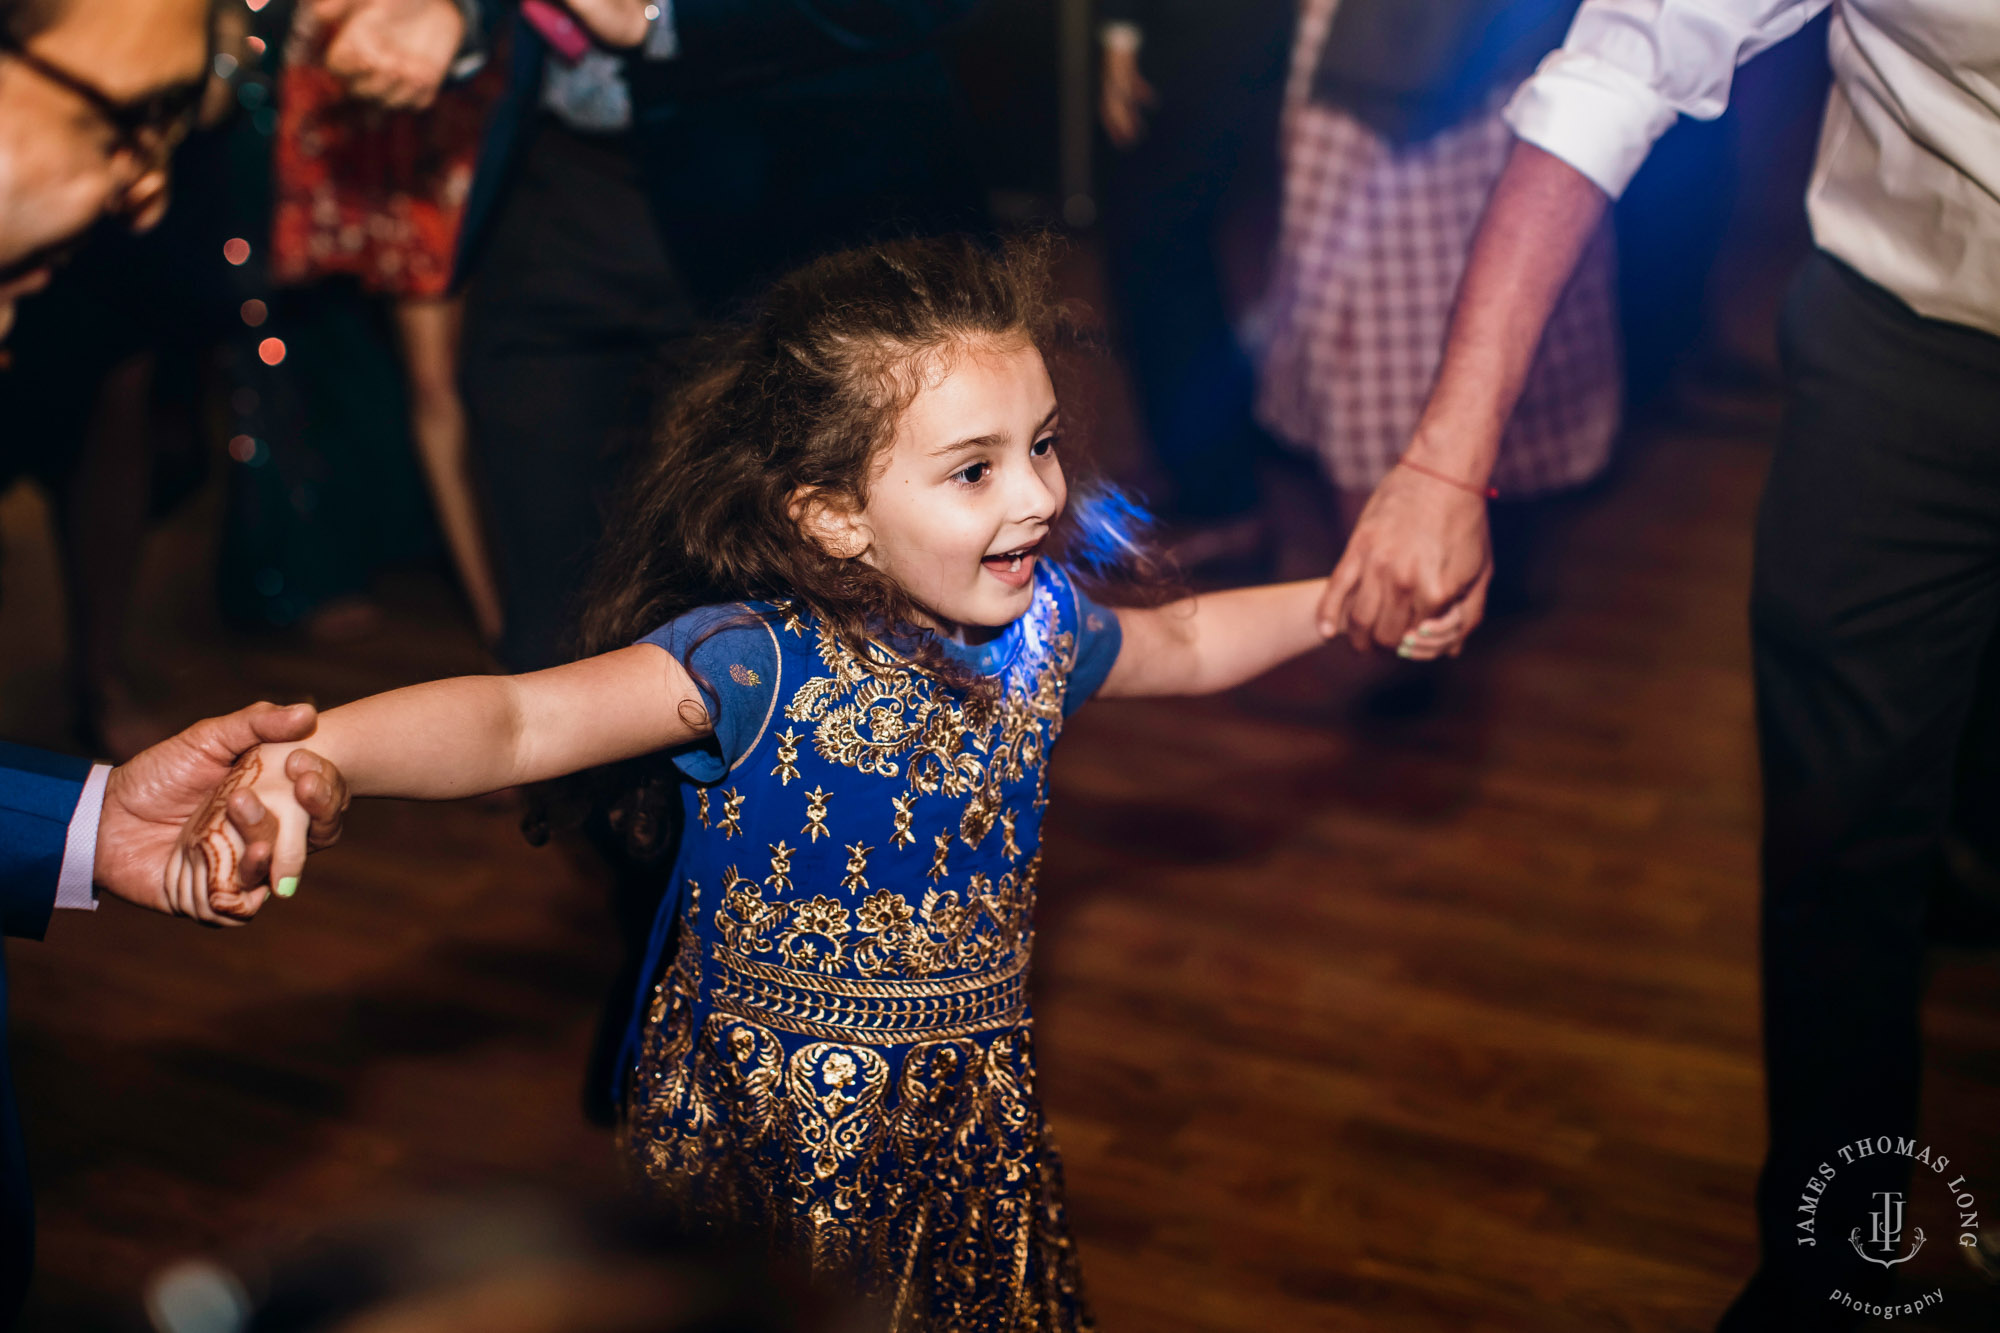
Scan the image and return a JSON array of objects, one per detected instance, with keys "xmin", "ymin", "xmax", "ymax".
[
  {"xmin": 1257, "ymin": 0, "xmax": 1615, "ymax": 648},
  {"xmin": 0, "ymin": 0, "xmax": 353, "ymax": 1315},
  {"xmin": 1317, "ymin": 1, "xmax": 2000, "ymax": 1326},
  {"xmin": 0, "ymin": 1, "xmax": 255, "ymax": 757},
  {"xmin": 1095, "ymin": 0, "xmax": 1289, "ymax": 570},
  {"xmin": 266, "ymin": 0, "xmax": 507, "ymax": 644}
]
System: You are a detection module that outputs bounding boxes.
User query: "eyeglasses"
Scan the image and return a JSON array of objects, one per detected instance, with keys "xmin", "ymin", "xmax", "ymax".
[{"xmin": 0, "ymin": 30, "xmax": 203, "ymax": 174}]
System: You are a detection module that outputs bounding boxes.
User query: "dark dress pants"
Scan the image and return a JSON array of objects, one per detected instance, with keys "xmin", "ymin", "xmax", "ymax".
[
  {"xmin": 461, "ymin": 119, "xmax": 695, "ymax": 672},
  {"xmin": 1725, "ymin": 251, "xmax": 2000, "ymax": 1328},
  {"xmin": 1098, "ymin": 4, "xmax": 1288, "ymax": 525}
]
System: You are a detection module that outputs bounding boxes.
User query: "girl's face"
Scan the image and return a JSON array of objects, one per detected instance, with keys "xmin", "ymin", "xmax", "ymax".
[{"xmin": 847, "ymin": 337, "xmax": 1066, "ymax": 641}]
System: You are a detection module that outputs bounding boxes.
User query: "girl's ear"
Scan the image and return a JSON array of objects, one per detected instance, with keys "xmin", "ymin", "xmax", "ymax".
[{"xmin": 789, "ymin": 486, "xmax": 871, "ymax": 560}]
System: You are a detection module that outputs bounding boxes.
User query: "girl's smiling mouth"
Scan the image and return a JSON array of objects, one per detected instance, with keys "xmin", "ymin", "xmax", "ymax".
[{"xmin": 981, "ymin": 539, "xmax": 1043, "ymax": 589}]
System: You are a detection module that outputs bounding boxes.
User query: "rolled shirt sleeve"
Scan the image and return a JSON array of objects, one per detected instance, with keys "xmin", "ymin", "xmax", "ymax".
[{"xmin": 1503, "ymin": 0, "xmax": 1832, "ymax": 199}]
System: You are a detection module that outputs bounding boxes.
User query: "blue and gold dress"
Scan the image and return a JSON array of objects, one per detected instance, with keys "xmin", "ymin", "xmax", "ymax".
[{"xmin": 619, "ymin": 561, "xmax": 1120, "ymax": 1331}]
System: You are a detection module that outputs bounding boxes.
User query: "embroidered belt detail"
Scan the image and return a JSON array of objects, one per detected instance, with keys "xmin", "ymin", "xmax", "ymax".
[{"xmin": 709, "ymin": 945, "xmax": 1029, "ymax": 1043}]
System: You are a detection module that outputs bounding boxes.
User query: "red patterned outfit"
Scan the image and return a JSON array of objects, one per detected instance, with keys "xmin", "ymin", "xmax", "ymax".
[{"xmin": 270, "ymin": 17, "xmax": 503, "ymax": 298}]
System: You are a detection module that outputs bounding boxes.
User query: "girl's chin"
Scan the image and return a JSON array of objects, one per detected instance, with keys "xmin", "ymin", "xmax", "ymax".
[{"xmin": 919, "ymin": 585, "xmax": 1036, "ymax": 644}]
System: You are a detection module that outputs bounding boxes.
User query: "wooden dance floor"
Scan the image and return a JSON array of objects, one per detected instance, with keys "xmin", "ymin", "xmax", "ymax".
[{"xmin": 4, "ymin": 337, "xmax": 1999, "ymax": 1331}]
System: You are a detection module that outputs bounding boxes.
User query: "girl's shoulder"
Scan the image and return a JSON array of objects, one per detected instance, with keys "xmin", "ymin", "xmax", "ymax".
[
  {"xmin": 636, "ymin": 603, "xmax": 788, "ymax": 783},
  {"xmin": 639, "ymin": 601, "xmax": 790, "ymax": 678},
  {"xmin": 1040, "ymin": 561, "xmax": 1123, "ymax": 714}
]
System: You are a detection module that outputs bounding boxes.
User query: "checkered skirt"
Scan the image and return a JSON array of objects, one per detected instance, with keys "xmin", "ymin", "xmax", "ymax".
[{"xmin": 1256, "ymin": 0, "xmax": 1622, "ymax": 496}]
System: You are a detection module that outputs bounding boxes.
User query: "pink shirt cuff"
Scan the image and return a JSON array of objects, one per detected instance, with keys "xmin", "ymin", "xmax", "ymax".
[{"xmin": 56, "ymin": 763, "xmax": 111, "ymax": 912}]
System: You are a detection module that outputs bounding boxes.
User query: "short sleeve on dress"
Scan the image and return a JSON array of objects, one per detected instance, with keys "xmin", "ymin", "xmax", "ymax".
[
  {"xmin": 636, "ymin": 605, "xmax": 782, "ymax": 783},
  {"xmin": 1064, "ymin": 581, "xmax": 1124, "ymax": 716}
]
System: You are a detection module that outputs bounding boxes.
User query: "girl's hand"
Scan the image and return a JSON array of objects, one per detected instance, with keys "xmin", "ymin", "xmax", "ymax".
[
  {"xmin": 1394, "ymin": 576, "xmax": 1486, "ymax": 662},
  {"xmin": 166, "ymin": 743, "xmax": 318, "ymax": 924}
]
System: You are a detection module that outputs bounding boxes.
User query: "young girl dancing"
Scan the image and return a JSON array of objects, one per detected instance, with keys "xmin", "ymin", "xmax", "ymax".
[{"xmin": 174, "ymin": 236, "xmax": 1442, "ymax": 1329}]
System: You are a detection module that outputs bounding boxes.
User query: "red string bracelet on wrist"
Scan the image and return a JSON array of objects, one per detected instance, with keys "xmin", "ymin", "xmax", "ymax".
[{"xmin": 1396, "ymin": 457, "xmax": 1498, "ymax": 500}]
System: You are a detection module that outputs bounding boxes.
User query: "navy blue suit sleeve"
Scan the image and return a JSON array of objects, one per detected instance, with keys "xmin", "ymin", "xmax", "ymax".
[{"xmin": 0, "ymin": 743, "xmax": 90, "ymax": 942}]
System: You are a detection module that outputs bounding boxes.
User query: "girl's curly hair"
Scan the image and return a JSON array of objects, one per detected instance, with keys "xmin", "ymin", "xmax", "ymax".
[{"xmin": 542, "ymin": 232, "xmax": 1175, "ymax": 860}]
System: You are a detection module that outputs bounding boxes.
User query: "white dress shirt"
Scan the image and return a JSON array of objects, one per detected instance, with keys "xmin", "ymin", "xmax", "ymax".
[
  {"xmin": 1504, "ymin": 0, "xmax": 2000, "ymax": 338},
  {"xmin": 55, "ymin": 764, "xmax": 108, "ymax": 912}
]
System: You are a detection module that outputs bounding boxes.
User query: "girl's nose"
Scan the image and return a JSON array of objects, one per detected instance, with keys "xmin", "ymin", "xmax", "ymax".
[{"xmin": 1011, "ymin": 459, "xmax": 1063, "ymax": 524}]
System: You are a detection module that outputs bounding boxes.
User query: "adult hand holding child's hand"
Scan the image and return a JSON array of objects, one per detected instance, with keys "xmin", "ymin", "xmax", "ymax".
[
  {"xmin": 154, "ymin": 724, "xmax": 350, "ymax": 925},
  {"xmin": 1319, "ymin": 449, "xmax": 1493, "ymax": 657}
]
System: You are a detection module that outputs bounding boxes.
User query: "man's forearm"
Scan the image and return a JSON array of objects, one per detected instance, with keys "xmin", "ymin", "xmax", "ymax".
[{"xmin": 1407, "ymin": 141, "xmax": 1610, "ymax": 484}]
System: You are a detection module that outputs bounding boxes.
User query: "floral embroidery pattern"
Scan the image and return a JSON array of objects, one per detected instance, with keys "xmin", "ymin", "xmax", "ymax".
[
  {"xmin": 803, "ymin": 786, "xmax": 832, "ymax": 842},
  {"xmin": 624, "ymin": 572, "xmax": 1092, "ymax": 1331},
  {"xmin": 780, "ymin": 614, "xmax": 1073, "ymax": 859},
  {"xmin": 712, "ymin": 854, "xmax": 1041, "ymax": 984},
  {"xmin": 842, "ymin": 842, "xmax": 871, "ymax": 895},
  {"xmin": 716, "ymin": 788, "xmax": 745, "ymax": 839},
  {"xmin": 772, "ymin": 727, "xmax": 802, "ymax": 785},
  {"xmin": 766, "ymin": 842, "xmax": 795, "ymax": 894}
]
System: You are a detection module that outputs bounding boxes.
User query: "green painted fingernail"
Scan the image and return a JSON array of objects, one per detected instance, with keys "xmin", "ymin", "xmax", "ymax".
[
  {"xmin": 1396, "ymin": 644, "xmax": 1417, "ymax": 660},
  {"xmin": 276, "ymin": 877, "xmax": 299, "ymax": 899}
]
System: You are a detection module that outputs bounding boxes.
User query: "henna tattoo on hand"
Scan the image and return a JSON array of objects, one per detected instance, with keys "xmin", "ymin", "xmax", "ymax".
[{"xmin": 189, "ymin": 751, "xmax": 266, "ymax": 914}]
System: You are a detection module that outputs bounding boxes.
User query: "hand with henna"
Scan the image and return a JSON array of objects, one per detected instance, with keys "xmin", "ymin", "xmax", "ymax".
[
  {"xmin": 168, "ymin": 731, "xmax": 351, "ymax": 921},
  {"xmin": 99, "ymin": 702, "xmax": 351, "ymax": 925}
]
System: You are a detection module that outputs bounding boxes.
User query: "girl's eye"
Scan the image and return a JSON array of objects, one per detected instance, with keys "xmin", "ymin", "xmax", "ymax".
[
  {"xmin": 1031, "ymin": 434, "xmax": 1059, "ymax": 457},
  {"xmin": 953, "ymin": 461, "xmax": 991, "ymax": 486}
]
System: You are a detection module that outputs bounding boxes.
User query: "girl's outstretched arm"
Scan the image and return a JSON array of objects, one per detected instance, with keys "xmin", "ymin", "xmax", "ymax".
[
  {"xmin": 167, "ymin": 646, "xmax": 714, "ymax": 902},
  {"xmin": 266, "ymin": 644, "xmax": 714, "ymax": 800},
  {"xmin": 1100, "ymin": 580, "xmax": 1332, "ymax": 698}
]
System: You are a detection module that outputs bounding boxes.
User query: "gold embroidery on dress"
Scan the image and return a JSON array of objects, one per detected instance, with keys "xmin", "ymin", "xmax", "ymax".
[
  {"xmin": 772, "ymin": 600, "xmax": 809, "ymax": 638},
  {"xmin": 803, "ymin": 785, "xmax": 832, "ymax": 842},
  {"xmin": 778, "ymin": 583, "xmax": 1072, "ymax": 861},
  {"xmin": 624, "ymin": 964, "xmax": 1094, "ymax": 1331},
  {"xmin": 780, "ymin": 895, "xmax": 852, "ymax": 973},
  {"xmin": 622, "ymin": 577, "xmax": 1093, "ymax": 1332},
  {"xmin": 766, "ymin": 841, "xmax": 795, "ymax": 894},
  {"xmin": 715, "ymin": 867, "xmax": 783, "ymax": 958},
  {"xmin": 842, "ymin": 842, "xmax": 871, "ymax": 895},
  {"xmin": 772, "ymin": 727, "xmax": 802, "ymax": 785},
  {"xmin": 716, "ymin": 787, "xmax": 745, "ymax": 839},
  {"xmin": 695, "ymin": 787, "xmax": 711, "ymax": 828},
  {"xmin": 710, "ymin": 854, "xmax": 1040, "ymax": 985},
  {"xmin": 730, "ymin": 663, "xmax": 763, "ymax": 687}
]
